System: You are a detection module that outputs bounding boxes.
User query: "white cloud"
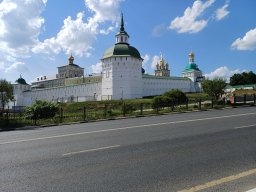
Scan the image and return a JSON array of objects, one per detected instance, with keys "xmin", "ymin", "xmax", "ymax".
[
  {"xmin": 231, "ymin": 28, "xmax": 256, "ymax": 51},
  {"xmin": 141, "ymin": 54, "xmax": 160, "ymax": 69},
  {"xmin": 0, "ymin": 61, "xmax": 4, "ymax": 69},
  {"xmin": 5, "ymin": 62, "xmax": 29, "ymax": 73},
  {"xmin": 151, "ymin": 55, "xmax": 160, "ymax": 69},
  {"xmin": 169, "ymin": 0, "xmax": 215, "ymax": 33},
  {"xmin": 0, "ymin": 0, "xmax": 45, "ymax": 50},
  {"xmin": 85, "ymin": 0, "xmax": 121, "ymax": 22},
  {"xmin": 205, "ymin": 66, "xmax": 247, "ymax": 82},
  {"xmin": 0, "ymin": 0, "xmax": 46, "ymax": 73},
  {"xmin": 142, "ymin": 54, "xmax": 150, "ymax": 66},
  {"xmin": 41, "ymin": 0, "xmax": 47, "ymax": 5},
  {"xmin": 91, "ymin": 62, "xmax": 102, "ymax": 73},
  {"xmin": 140, "ymin": 54, "xmax": 161, "ymax": 74},
  {"xmin": 0, "ymin": 0, "xmax": 17, "ymax": 19},
  {"xmin": 33, "ymin": 0, "xmax": 122, "ymax": 57},
  {"xmin": 215, "ymin": 3, "xmax": 229, "ymax": 21},
  {"xmin": 32, "ymin": 12, "xmax": 96, "ymax": 56},
  {"xmin": 99, "ymin": 26, "xmax": 114, "ymax": 35}
]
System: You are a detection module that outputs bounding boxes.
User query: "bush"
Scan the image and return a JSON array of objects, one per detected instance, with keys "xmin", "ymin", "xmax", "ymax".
[
  {"xmin": 124, "ymin": 103, "xmax": 136, "ymax": 114},
  {"xmin": 203, "ymin": 103, "xmax": 211, "ymax": 108},
  {"xmin": 152, "ymin": 95, "xmax": 175, "ymax": 109},
  {"xmin": 25, "ymin": 100, "xmax": 59, "ymax": 119},
  {"xmin": 152, "ymin": 96, "xmax": 166, "ymax": 109},
  {"xmin": 193, "ymin": 105, "xmax": 198, "ymax": 109},
  {"xmin": 163, "ymin": 89, "xmax": 187, "ymax": 105}
]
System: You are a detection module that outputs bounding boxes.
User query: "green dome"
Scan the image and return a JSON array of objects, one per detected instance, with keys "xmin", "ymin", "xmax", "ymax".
[
  {"xmin": 102, "ymin": 43, "xmax": 142, "ymax": 59},
  {"xmin": 184, "ymin": 63, "xmax": 200, "ymax": 71},
  {"xmin": 16, "ymin": 76, "xmax": 28, "ymax": 85}
]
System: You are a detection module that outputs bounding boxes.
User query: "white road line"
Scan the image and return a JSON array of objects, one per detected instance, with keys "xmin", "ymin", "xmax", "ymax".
[
  {"xmin": 62, "ymin": 145, "xmax": 120, "ymax": 156},
  {"xmin": 0, "ymin": 112, "xmax": 256, "ymax": 145},
  {"xmin": 246, "ymin": 188, "xmax": 256, "ymax": 192},
  {"xmin": 234, "ymin": 124, "xmax": 256, "ymax": 129},
  {"xmin": 178, "ymin": 167, "xmax": 256, "ymax": 192}
]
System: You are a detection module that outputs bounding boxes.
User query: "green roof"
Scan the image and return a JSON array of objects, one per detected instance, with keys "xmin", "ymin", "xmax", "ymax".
[
  {"xmin": 142, "ymin": 74, "xmax": 190, "ymax": 80},
  {"xmin": 16, "ymin": 76, "xmax": 28, "ymax": 85},
  {"xmin": 184, "ymin": 63, "xmax": 200, "ymax": 72},
  {"xmin": 102, "ymin": 43, "xmax": 142, "ymax": 59}
]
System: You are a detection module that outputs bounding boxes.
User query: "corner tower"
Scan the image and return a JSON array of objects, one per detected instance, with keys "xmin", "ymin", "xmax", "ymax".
[
  {"xmin": 101, "ymin": 14, "xmax": 143, "ymax": 100},
  {"xmin": 182, "ymin": 51, "xmax": 204, "ymax": 92},
  {"xmin": 182, "ymin": 51, "xmax": 203, "ymax": 82}
]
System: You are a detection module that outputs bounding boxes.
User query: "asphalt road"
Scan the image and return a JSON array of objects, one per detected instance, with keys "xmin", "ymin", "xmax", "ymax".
[{"xmin": 1, "ymin": 106, "xmax": 256, "ymax": 192}]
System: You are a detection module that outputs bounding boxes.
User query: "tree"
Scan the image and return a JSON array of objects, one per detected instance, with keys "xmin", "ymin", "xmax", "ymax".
[
  {"xmin": 0, "ymin": 79, "xmax": 14, "ymax": 109},
  {"xmin": 25, "ymin": 100, "xmax": 59, "ymax": 119},
  {"xmin": 230, "ymin": 71, "xmax": 256, "ymax": 86},
  {"xmin": 245, "ymin": 71, "xmax": 256, "ymax": 84},
  {"xmin": 201, "ymin": 78, "xmax": 226, "ymax": 100}
]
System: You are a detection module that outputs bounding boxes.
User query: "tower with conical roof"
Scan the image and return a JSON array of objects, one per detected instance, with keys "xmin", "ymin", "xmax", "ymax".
[{"xmin": 101, "ymin": 13, "xmax": 143, "ymax": 100}]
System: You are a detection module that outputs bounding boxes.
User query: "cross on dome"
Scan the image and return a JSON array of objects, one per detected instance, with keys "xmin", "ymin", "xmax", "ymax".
[{"xmin": 69, "ymin": 54, "xmax": 74, "ymax": 65}]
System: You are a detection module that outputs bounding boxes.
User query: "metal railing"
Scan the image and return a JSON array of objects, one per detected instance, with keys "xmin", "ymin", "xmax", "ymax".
[{"xmin": 1, "ymin": 94, "xmax": 255, "ymax": 129}]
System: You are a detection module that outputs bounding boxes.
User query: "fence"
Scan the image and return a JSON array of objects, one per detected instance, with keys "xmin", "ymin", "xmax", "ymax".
[
  {"xmin": 52, "ymin": 96, "xmax": 97, "ymax": 103},
  {"xmin": 51, "ymin": 95, "xmax": 113, "ymax": 103},
  {"xmin": 0, "ymin": 94, "xmax": 255, "ymax": 129}
]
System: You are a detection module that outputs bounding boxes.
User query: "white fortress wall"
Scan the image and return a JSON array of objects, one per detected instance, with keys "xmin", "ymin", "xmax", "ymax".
[
  {"xmin": 21, "ymin": 82, "xmax": 102, "ymax": 106},
  {"xmin": 142, "ymin": 76, "xmax": 194, "ymax": 97}
]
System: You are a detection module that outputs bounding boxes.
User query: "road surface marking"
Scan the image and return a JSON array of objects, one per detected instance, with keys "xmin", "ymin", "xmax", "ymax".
[
  {"xmin": 62, "ymin": 145, "xmax": 120, "ymax": 156},
  {"xmin": 0, "ymin": 112, "xmax": 256, "ymax": 145},
  {"xmin": 234, "ymin": 124, "xmax": 256, "ymax": 129},
  {"xmin": 246, "ymin": 188, "xmax": 256, "ymax": 192},
  {"xmin": 177, "ymin": 168, "xmax": 256, "ymax": 192}
]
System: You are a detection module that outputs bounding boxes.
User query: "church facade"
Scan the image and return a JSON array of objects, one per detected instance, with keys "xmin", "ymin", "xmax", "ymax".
[{"xmin": 11, "ymin": 15, "xmax": 204, "ymax": 108}]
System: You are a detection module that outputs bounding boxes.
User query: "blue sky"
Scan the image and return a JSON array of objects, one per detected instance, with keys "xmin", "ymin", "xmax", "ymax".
[{"xmin": 0, "ymin": 0, "xmax": 256, "ymax": 83}]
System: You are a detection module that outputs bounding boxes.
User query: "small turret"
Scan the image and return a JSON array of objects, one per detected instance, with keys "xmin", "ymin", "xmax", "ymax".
[
  {"xmin": 182, "ymin": 51, "xmax": 203, "ymax": 88},
  {"xmin": 189, "ymin": 51, "xmax": 195, "ymax": 64},
  {"xmin": 115, "ymin": 13, "xmax": 129, "ymax": 44},
  {"xmin": 69, "ymin": 54, "xmax": 74, "ymax": 65}
]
